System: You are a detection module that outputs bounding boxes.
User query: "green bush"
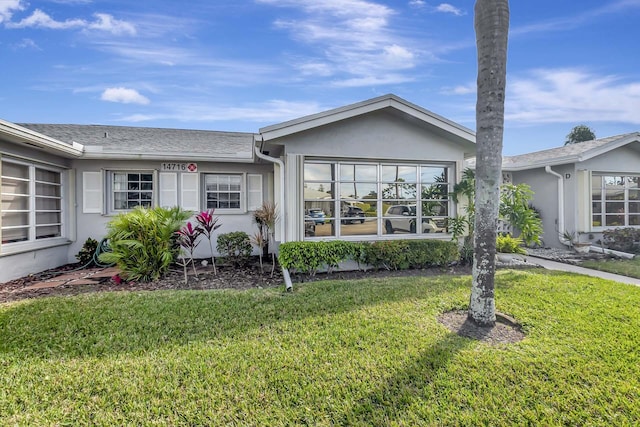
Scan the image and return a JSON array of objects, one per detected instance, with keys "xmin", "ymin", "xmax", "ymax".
[
  {"xmin": 363, "ymin": 240, "xmax": 459, "ymax": 270},
  {"xmin": 603, "ymin": 228, "xmax": 640, "ymax": 253},
  {"xmin": 217, "ymin": 231, "xmax": 252, "ymax": 267},
  {"xmin": 98, "ymin": 207, "xmax": 191, "ymax": 282},
  {"xmin": 76, "ymin": 237, "xmax": 99, "ymax": 266},
  {"xmin": 278, "ymin": 239, "xmax": 459, "ymax": 276},
  {"xmin": 496, "ymin": 234, "xmax": 526, "ymax": 254}
]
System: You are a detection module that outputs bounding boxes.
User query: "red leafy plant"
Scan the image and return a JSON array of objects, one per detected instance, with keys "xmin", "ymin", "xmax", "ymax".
[
  {"xmin": 195, "ymin": 209, "xmax": 222, "ymax": 275},
  {"xmin": 176, "ymin": 221, "xmax": 201, "ymax": 280}
]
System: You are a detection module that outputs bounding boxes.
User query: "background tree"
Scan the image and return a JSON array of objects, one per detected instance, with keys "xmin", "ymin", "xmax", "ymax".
[
  {"xmin": 470, "ymin": 0, "xmax": 509, "ymax": 326},
  {"xmin": 565, "ymin": 125, "xmax": 596, "ymax": 145}
]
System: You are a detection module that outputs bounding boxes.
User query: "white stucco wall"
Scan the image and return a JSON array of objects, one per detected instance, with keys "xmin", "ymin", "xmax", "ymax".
[{"xmin": 71, "ymin": 159, "xmax": 274, "ymax": 261}]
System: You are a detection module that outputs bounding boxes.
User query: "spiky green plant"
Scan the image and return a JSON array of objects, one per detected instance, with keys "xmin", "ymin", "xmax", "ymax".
[{"xmin": 99, "ymin": 206, "xmax": 191, "ymax": 282}]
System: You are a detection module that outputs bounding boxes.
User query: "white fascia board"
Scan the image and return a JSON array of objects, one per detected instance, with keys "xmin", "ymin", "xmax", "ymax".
[{"xmin": 0, "ymin": 119, "xmax": 84, "ymax": 157}]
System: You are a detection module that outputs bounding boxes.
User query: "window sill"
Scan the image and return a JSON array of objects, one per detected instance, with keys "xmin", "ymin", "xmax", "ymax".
[{"xmin": 0, "ymin": 237, "xmax": 72, "ymax": 257}]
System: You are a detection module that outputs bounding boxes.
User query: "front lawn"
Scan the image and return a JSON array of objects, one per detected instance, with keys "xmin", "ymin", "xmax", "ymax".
[
  {"xmin": 582, "ymin": 256, "xmax": 640, "ymax": 279},
  {"xmin": 1, "ymin": 270, "xmax": 639, "ymax": 425}
]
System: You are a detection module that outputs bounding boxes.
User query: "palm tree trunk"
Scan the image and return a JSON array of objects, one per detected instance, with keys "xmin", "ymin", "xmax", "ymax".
[{"xmin": 469, "ymin": 0, "xmax": 509, "ymax": 326}]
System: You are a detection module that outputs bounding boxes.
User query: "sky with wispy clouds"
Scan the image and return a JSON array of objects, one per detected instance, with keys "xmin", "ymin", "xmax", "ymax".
[{"xmin": 1, "ymin": 0, "xmax": 639, "ymax": 154}]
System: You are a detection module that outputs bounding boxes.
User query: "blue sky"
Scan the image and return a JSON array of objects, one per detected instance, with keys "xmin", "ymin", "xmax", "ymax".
[{"xmin": 1, "ymin": 0, "xmax": 640, "ymax": 155}]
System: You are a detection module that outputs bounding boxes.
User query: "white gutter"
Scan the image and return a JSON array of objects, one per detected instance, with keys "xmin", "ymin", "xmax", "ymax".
[
  {"xmin": 545, "ymin": 166, "xmax": 571, "ymax": 247},
  {"xmin": 254, "ymin": 144, "xmax": 292, "ymax": 291}
]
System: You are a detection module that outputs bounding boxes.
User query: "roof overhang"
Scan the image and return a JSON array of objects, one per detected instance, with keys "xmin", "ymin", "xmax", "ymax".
[
  {"xmin": 81, "ymin": 146, "xmax": 254, "ymax": 162},
  {"xmin": 0, "ymin": 119, "xmax": 84, "ymax": 158}
]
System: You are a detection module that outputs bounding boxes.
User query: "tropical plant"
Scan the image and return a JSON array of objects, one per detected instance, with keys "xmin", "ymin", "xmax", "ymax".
[
  {"xmin": 496, "ymin": 234, "xmax": 526, "ymax": 254},
  {"xmin": 98, "ymin": 206, "xmax": 191, "ymax": 282},
  {"xmin": 195, "ymin": 209, "xmax": 222, "ymax": 275},
  {"xmin": 250, "ymin": 231, "xmax": 267, "ymax": 273},
  {"xmin": 253, "ymin": 201, "xmax": 279, "ymax": 276},
  {"xmin": 176, "ymin": 221, "xmax": 201, "ymax": 277},
  {"xmin": 470, "ymin": 0, "xmax": 509, "ymax": 326}
]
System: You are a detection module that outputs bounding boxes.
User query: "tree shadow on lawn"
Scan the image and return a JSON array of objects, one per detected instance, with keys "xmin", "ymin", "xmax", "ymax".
[
  {"xmin": 0, "ymin": 276, "xmax": 472, "ymax": 360},
  {"xmin": 334, "ymin": 332, "xmax": 476, "ymax": 426}
]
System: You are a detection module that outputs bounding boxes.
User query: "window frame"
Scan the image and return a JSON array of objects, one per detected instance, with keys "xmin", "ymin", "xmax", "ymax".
[
  {"xmin": 591, "ymin": 174, "xmax": 640, "ymax": 229},
  {"xmin": 107, "ymin": 170, "xmax": 156, "ymax": 213},
  {"xmin": 303, "ymin": 160, "xmax": 454, "ymax": 239},
  {"xmin": 1, "ymin": 157, "xmax": 66, "ymax": 251},
  {"xmin": 202, "ymin": 173, "xmax": 245, "ymax": 213}
]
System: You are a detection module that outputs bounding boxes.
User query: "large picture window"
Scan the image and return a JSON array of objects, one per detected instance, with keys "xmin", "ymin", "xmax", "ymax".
[
  {"xmin": 112, "ymin": 172, "xmax": 154, "ymax": 211},
  {"xmin": 1, "ymin": 159, "xmax": 63, "ymax": 245},
  {"xmin": 303, "ymin": 161, "xmax": 453, "ymax": 238},
  {"xmin": 592, "ymin": 174, "xmax": 640, "ymax": 227}
]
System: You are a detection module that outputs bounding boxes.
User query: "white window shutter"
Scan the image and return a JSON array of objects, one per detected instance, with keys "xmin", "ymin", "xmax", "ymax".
[
  {"xmin": 82, "ymin": 171, "xmax": 103, "ymax": 214},
  {"xmin": 576, "ymin": 169, "xmax": 591, "ymax": 232},
  {"xmin": 181, "ymin": 173, "xmax": 199, "ymax": 212},
  {"xmin": 159, "ymin": 172, "xmax": 178, "ymax": 208},
  {"xmin": 247, "ymin": 174, "xmax": 263, "ymax": 211}
]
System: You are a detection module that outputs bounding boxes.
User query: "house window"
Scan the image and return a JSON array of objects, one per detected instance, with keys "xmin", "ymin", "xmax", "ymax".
[
  {"xmin": 303, "ymin": 161, "xmax": 453, "ymax": 238},
  {"xmin": 204, "ymin": 174, "xmax": 242, "ymax": 210},
  {"xmin": 112, "ymin": 172, "xmax": 154, "ymax": 211},
  {"xmin": 592, "ymin": 175, "xmax": 640, "ymax": 227},
  {"xmin": 1, "ymin": 159, "xmax": 62, "ymax": 245}
]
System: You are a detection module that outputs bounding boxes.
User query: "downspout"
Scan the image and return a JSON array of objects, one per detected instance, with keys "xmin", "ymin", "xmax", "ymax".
[
  {"xmin": 254, "ymin": 141, "xmax": 293, "ymax": 291},
  {"xmin": 545, "ymin": 166, "xmax": 571, "ymax": 247}
]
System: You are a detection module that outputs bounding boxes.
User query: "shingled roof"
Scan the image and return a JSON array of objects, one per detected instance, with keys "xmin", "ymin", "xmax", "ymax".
[
  {"xmin": 467, "ymin": 132, "xmax": 640, "ymax": 171},
  {"xmin": 18, "ymin": 124, "xmax": 256, "ymax": 162}
]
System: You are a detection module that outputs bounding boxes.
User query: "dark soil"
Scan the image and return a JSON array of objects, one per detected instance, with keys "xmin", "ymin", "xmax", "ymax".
[
  {"xmin": 1, "ymin": 260, "xmax": 524, "ymax": 343},
  {"xmin": 438, "ymin": 310, "xmax": 525, "ymax": 344}
]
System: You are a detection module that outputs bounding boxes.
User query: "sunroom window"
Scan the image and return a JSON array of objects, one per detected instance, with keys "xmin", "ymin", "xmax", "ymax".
[
  {"xmin": 303, "ymin": 161, "xmax": 453, "ymax": 238},
  {"xmin": 1, "ymin": 159, "xmax": 63, "ymax": 245},
  {"xmin": 592, "ymin": 175, "xmax": 640, "ymax": 227}
]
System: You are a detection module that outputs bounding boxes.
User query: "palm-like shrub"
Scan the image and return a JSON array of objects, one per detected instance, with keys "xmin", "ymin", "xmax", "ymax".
[
  {"xmin": 194, "ymin": 209, "xmax": 222, "ymax": 275},
  {"xmin": 99, "ymin": 206, "xmax": 191, "ymax": 282}
]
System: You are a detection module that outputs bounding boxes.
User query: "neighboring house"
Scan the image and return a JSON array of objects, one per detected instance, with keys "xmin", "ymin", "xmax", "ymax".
[
  {"xmin": 502, "ymin": 133, "xmax": 640, "ymax": 248},
  {"xmin": 0, "ymin": 94, "xmax": 476, "ymax": 282}
]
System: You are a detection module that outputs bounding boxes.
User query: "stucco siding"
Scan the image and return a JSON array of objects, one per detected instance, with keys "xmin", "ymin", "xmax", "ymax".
[
  {"xmin": 581, "ymin": 145, "xmax": 640, "ymax": 173},
  {"xmin": 71, "ymin": 159, "xmax": 273, "ymax": 260},
  {"xmin": 276, "ymin": 111, "xmax": 469, "ymax": 162}
]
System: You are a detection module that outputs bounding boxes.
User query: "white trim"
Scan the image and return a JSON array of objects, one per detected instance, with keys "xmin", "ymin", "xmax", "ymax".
[{"xmin": 0, "ymin": 119, "xmax": 83, "ymax": 157}]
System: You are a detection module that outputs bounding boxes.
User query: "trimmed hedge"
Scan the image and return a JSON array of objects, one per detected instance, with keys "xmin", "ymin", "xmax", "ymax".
[{"xmin": 278, "ymin": 239, "xmax": 459, "ymax": 276}]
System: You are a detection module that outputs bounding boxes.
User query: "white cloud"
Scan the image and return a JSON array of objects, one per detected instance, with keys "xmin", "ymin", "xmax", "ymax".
[
  {"xmin": 6, "ymin": 9, "xmax": 136, "ymax": 35},
  {"xmin": 13, "ymin": 38, "xmax": 40, "ymax": 50},
  {"xmin": 87, "ymin": 14, "xmax": 136, "ymax": 36},
  {"xmin": 441, "ymin": 83, "xmax": 475, "ymax": 95},
  {"xmin": 408, "ymin": 0, "xmax": 426, "ymax": 8},
  {"xmin": 0, "ymin": 0, "xmax": 24, "ymax": 24},
  {"xmin": 258, "ymin": 0, "xmax": 421, "ymax": 86},
  {"xmin": 506, "ymin": 68, "xmax": 640, "ymax": 124},
  {"xmin": 434, "ymin": 3, "xmax": 464, "ymax": 16},
  {"xmin": 120, "ymin": 99, "xmax": 324, "ymax": 124},
  {"xmin": 101, "ymin": 87, "xmax": 150, "ymax": 105}
]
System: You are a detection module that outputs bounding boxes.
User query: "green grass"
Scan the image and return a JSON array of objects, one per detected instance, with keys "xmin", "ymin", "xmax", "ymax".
[
  {"xmin": 1, "ymin": 270, "xmax": 639, "ymax": 426},
  {"xmin": 582, "ymin": 256, "xmax": 640, "ymax": 279}
]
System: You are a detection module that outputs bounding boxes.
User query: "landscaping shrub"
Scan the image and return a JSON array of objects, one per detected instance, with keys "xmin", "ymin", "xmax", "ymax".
[
  {"xmin": 496, "ymin": 234, "xmax": 526, "ymax": 254},
  {"xmin": 217, "ymin": 231, "xmax": 252, "ymax": 267},
  {"xmin": 278, "ymin": 239, "xmax": 459, "ymax": 276},
  {"xmin": 98, "ymin": 206, "xmax": 191, "ymax": 282},
  {"xmin": 602, "ymin": 228, "xmax": 640, "ymax": 253},
  {"xmin": 75, "ymin": 237, "xmax": 99, "ymax": 266}
]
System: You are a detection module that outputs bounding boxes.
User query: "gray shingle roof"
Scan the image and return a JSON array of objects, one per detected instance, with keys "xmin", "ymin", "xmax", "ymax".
[
  {"xmin": 18, "ymin": 124, "xmax": 256, "ymax": 161},
  {"xmin": 499, "ymin": 132, "xmax": 640, "ymax": 170}
]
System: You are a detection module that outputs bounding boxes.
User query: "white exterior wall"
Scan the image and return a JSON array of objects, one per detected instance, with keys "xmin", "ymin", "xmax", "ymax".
[
  {"xmin": 274, "ymin": 111, "xmax": 472, "ymax": 242},
  {"xmin": 71, "ymin": 159, "xmax": 273, "ymax": 260}
]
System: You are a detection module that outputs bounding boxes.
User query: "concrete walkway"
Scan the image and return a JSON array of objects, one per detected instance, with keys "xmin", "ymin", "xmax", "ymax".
[{"xmin": 528, "ymin": 256, "xmax": 640, "ymax": 287}]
